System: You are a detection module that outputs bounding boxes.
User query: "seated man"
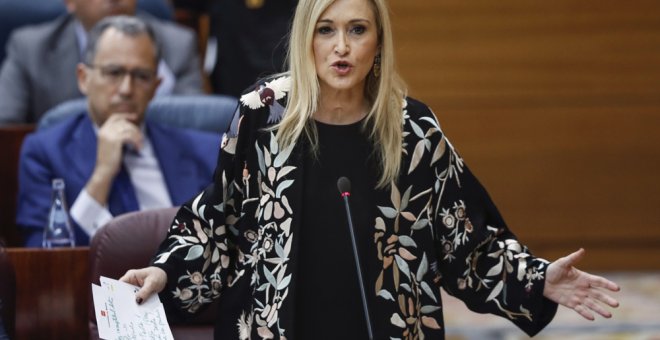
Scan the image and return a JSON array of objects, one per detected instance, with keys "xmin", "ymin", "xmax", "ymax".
[
  {"xmin": 16, "ymin": 16, "xmax": 219, "ymax": 247},
  {"xmin": 0, "ymin": 0, "xmax": 203, "ymax": 125}
]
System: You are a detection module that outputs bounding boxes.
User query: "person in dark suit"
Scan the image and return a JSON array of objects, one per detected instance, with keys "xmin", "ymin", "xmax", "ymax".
[
  {"xmin": 207, "ymin": 0, "xmax": 297, "ymax": 97},
  {"xmin": 16, "ymin": 16, "xmax": 218, "ymax": 247},
  {"xmin": 0, "ymin": 0, "xmax": 203, "ymax": 125}
]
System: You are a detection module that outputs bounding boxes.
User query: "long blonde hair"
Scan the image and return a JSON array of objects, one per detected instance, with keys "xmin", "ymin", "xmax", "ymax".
[{"xmin": 276, "ymin": 0, "xmax": 407, "ymax": 188}]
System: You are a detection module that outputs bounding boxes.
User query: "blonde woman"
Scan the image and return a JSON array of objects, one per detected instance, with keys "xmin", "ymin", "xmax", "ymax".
[{"xmin": 123, "ymin": 0, "xmax": 619, "ymax": 338}]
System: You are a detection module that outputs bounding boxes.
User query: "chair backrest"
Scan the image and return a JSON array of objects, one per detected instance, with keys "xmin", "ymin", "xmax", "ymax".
[
  {"xmin": 88, "ymin": 207, "xmax": 217, "ymax": 340},
  {"xmin": 0, "ymin": 247, "xmax": 16, "ymax": 340},
  {"xmin": 0, "ymin": 0, "xmax": 174, "ymax": 65},
  {"xmin": 37, "ymin": 98, "xmax": 86, "ymax": 130},
  {"xmin": 38, "ymin": 94, "xmax": 238, "ymax": 134}
]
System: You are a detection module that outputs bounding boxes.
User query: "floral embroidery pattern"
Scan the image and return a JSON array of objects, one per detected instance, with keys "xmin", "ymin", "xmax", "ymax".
[
  {"xmin": 240, "ymin": 132, "xmax": 296, "ymax": 339},
  {"xmin": 374, "ymin": 110, "xmax": 445, "ymax": 338},
  {"xmin": 154, "ymin": 189, "xmax": 232, "ymax": 313},
  {"xmin": 372, "ymin": 100, "xmax": 547, "ymax": 339}
]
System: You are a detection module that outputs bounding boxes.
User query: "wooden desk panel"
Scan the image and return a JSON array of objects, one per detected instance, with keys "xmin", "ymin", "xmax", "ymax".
[
  {"xmin": 0, "ymin": 125, "xmax": 35, "ymax": 247},
  {"xmin": 7, "ymin": 247, "xmax": 89, "ymax": 340}
]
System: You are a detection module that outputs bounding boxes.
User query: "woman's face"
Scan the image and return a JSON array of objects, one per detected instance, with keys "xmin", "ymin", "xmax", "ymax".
[{"xmin": 313, "ymin": 0, "xmax": 379, "ymax": 95}]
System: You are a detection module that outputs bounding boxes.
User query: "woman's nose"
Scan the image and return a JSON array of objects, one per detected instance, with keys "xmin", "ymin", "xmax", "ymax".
[{"xmin": 334, "ymin": 33, "xmax": 350, "ymax": 55}]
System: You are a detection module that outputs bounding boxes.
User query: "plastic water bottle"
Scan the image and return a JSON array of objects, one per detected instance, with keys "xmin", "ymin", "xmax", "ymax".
[{"xmin": 42, "ymin": 178, "xmax": 75, "ymax": 248}]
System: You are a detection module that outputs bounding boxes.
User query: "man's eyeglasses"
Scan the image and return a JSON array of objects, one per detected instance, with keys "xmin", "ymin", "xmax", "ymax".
[{"xmin": 87, "ymin": 64, "xmax": 157, "ymax": 87}]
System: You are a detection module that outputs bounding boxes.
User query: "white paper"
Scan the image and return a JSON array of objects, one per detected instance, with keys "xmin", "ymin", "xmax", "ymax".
[{"xmin": 91, "ymin": 276, "xmax": 174, "ymax": 340}]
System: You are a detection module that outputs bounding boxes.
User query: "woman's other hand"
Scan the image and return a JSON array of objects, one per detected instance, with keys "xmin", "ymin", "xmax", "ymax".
[{"xmin": 544, "ymin": 248, "xmax": 620, "ymax": 320}]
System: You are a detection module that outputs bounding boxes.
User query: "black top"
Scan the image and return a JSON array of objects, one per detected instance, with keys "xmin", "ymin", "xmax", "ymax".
[{"xmin": 296, "ymin": 118, "xmax": 377, "ymax": 339}]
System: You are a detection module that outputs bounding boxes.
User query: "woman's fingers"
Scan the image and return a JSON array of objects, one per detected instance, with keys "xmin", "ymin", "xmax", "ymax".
[
  {"xmin": 582, "ymin": 298, "xmax": 612, "ymax": 319},
  {"xmin": 561, "ymin": 248, "xmax": 586, "ymax": 268},
  {"xmin": 589, "ymin": 274, "xmax": 621, "ymax": 292},
  {"xmin": 574, "ymin": 303, "xmax": 595, "ymax": 321},
  {"xmin": 119, "ymin": 269, "xmax": 139, "ymax": 285},
  {"xmin": 588, "ymin": 287, "xmax": 620, "ymax": 308},
  {"xmin": 135, "ymin": 279, "xmax": 159, "ymax": 304},
  {"xmin": 119, "ymin": 267, "xmax": 167, "ymax": 304}
]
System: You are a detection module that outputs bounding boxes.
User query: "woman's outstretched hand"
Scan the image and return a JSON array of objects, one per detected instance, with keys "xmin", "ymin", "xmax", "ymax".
[
  {"xmin": 119, "ymin": 266, "xmax": 168, "ymax": 305},
  {"xmin": 543, "ymin": 248, "xmax": 620, "ymax": 320}
]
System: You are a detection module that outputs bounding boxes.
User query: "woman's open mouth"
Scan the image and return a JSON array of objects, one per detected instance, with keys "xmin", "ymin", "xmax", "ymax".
[{"xmin": 332, "ymin": 61, "xmax": 353, "ymax": 75}]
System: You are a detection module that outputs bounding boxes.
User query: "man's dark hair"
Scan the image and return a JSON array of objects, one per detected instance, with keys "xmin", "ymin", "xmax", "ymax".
[{"xmin": 83, "ymin": 15, "xmax": 161, "ymax": 65}]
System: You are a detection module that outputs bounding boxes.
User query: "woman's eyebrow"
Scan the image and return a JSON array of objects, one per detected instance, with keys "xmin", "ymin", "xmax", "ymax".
[{"xmin": 316, "ymin": 18, "xmax": 371, "ymax": 24}]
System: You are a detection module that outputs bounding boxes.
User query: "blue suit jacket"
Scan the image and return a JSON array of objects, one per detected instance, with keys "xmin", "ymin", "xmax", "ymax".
[{"xmin": 17, "ymin": 112, "xmax": 220, "ymax": 247}]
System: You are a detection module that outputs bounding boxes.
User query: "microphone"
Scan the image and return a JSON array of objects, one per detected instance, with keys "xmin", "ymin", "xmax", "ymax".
[{"xmin": 337, "ymin": 177, "xmax": 374, "ymax": 340}]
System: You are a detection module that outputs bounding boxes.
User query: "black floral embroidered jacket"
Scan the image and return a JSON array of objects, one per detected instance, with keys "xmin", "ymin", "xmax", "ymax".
[{"xmin": 152, "ymin": 75, "xmax": 558, "ymax": 339}]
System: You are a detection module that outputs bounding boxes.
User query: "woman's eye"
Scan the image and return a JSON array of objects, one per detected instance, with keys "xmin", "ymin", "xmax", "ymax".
[
  {"xmin": 317, "ymin": 26, "xmax": 333, "ymax": 35},
  {"xmin": 350, "ymin": 25, "xmax": 366, "ymax": 35}
]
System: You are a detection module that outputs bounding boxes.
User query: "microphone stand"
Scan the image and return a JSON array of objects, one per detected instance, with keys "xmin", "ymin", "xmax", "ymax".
[{"xmin": 337, "ymin": 177, "xmax": 374, "ymax": 340}]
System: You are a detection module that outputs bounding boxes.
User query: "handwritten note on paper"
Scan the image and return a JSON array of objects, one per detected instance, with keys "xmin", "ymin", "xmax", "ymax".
[{"xmin": 92, "ymin": 276, "xmax": 174, "ymax": 340}]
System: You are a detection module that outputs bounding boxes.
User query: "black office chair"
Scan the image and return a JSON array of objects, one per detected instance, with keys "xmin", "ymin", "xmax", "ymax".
[{"xmin": 38, "ymin": 94, "xmax": 238, "ymax": 134}]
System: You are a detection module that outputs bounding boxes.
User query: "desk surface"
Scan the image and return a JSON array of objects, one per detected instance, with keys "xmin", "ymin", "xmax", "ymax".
[{"xmin": 6, "ymin": 247, "xmax": 90, "ymax": 340}]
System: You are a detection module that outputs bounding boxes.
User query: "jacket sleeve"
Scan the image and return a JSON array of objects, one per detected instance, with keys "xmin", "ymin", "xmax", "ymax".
[
  {"xmin": 151, "ymin": 102, "xmax": 246, "ymax": 315},
  {"xmin": 418, "ymin": 103, "xmax": 558, "ymax": 336},
  {"xmin": 161, "ymin": 23, "xmax": 204, "ymax": 95}
]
